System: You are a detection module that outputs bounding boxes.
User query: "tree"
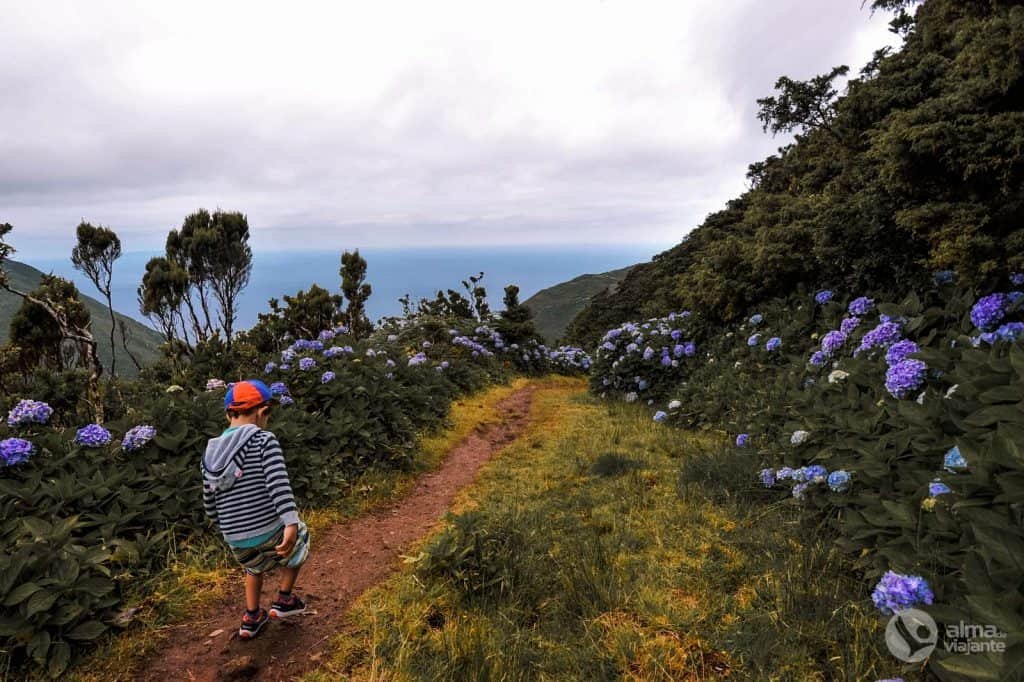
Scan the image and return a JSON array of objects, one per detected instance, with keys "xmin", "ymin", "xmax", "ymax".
[
  {"xmin": 71, "ymin": 221, "xmax": 141, "ymax": 375},
  {"xmin": 340, "ymin": 249, "xmax": 373, "ymax": 339},
  {"xmin": 242, "ymin": 284, "xmax": 344, "ymax": 353},
  {"xmin": 10, "ymin": 275, "xmax": 91, "ymax": 370},
  {"xmin": 0, "ymin": 224, "xmax": 105, "ymax": 421},
  {"xmin": 138, "ymin": 256, "xmax": 190, "ymax": 344},
  {"xmin": 461, "ymin": 272, "xmax": 491, "ymax": 320},
  {"xmin": 756, "ymin": 65, "xmax": 850, "ymax": 142},
  {"xmin": 496, "ymin": 284, "xmax": 539, "ymax": 347}
]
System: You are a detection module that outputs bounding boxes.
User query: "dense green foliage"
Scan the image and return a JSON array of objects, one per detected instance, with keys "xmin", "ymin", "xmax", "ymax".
[{"xmin": 568, "ymin": 0, "xmax": 1024, "ymax": 348}]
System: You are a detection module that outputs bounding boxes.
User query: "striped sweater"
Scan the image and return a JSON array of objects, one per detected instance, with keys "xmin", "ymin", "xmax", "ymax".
[{"xmin": 201, "ymin": 425, "xmax": 300, "ymax": 544}]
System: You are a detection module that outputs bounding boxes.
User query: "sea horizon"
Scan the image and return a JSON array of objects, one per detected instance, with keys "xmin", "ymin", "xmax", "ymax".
[{"xmin": 31, "ymin": 243, "xmax": 666, "ymax": 333}]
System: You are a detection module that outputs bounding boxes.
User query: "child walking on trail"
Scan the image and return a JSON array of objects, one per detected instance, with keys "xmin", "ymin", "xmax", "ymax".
[{"xmin": 201, "ymin": 379, "xmax": 311, "ymax": 639}]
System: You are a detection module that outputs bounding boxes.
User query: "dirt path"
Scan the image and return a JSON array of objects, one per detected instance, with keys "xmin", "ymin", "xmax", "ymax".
[{"xmin": 139, "ymin": 385, "xmax": 537, "ymax": 682}]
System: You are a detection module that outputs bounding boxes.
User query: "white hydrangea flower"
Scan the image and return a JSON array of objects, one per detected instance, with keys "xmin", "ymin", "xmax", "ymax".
[
  {"xmin": 791, "ymin": 430, "xmax": 810, "ymax": 446},
  {"xmin": 828, "ymin": 370, "xmax": 849, "ymax": 384}
]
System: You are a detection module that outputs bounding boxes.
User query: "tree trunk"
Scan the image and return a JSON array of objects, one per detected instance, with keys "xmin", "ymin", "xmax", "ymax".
[{"xmin": 105, "ymin": 290, "xmax": 118, "ymax": 377}]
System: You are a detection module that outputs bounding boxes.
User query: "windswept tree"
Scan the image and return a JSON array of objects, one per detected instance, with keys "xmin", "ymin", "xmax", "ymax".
[
  {"xmin": 340, "ymin": 249, "xmax": 373, "ymax": 339},
  {"xmin": 756, "ymin": 65, "xmax": 850, "ymax": 143},
  {"xmin": 0, "ymin": 223, "xmax": 105, "ymax": 421},
  {"xmin": 9, "ymin": 275, "xmax": 88, "ymax": 370},
  {"xmin": 496, "ymin": 284, "xmax": 539, "ymax": 347},
  {"xmin": 164, "ymin": 208, "xmax": 253, "ymax": 348},
  {"xmin": 71, "ymin": 221, "xmax": 141, "ymax": 375},
  {"xmin": 138, "ymin": 256, "xmax": 190, "ymax": 344},
  {"xmin": 461, "ymin": 272, "xmax": 490, "ymax": 320}
]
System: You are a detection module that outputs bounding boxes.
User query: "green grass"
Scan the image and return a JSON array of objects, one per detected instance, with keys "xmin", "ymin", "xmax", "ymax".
[{"xmin": 308, "ymin": 382, "xmax": 918, "ymax": 681}]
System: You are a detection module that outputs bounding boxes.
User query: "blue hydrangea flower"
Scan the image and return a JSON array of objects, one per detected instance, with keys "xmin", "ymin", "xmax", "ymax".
[
  {"xmin": 929, "ymin": 479, "xmax": 951, "ymax": 497},
  {"xmin": 682, "ymin": 342, "xmax": 696, "ymax": 357},
  {"xmin": 827, "ymin": 470, "xmax": 851, "ymax": 493},
  {"xmin": 670, "ymin": 329, "xmax": 682, "ymax": 340},
  {"xmin": 1012, "ymin": 273, "xmax": 1024, "ymax": 286},
  {"xmin": 279, "ymin": 395, "xmax": 295, "ymax": 406},
  {"xmin": 637, "ymin": 379, "xmax": 648, "ymax": 391},
  {"xmin": 792, "ymin": 482, "xmax": 811, "ymax": 500},
  {"xmin": 75, "ymin": 424, "xmax": 112, "ymax": 448},
  {"xmin": 269, "ymin": 382, "xmax": 289, "ymax": 396},
  {"xmin": 408, "ymin": 352, "xmax": 428, "ymax": 366},
  {"xmin": 815, "ymin": 290, "xmax": 834, "ymax": 304},
  {"xmin": 660, "ymin": 352, "xmax": 672, "ymax": 367},
  {"xmin": 0, "ymin": 437, "xmax": 34, "ymax": 466},
  {"xmin": 298, "ymin": 357, "xmax": 316, "ymax": 371},
  {"xmin": 944, "ymin": 445, "xmax": 967, "ymax": 471},
  {"xmin": 885, "ymin": 359, "xmax": 928, "ymax": 399},
  {"xmin": 871, "ymin": 571, "xmax": 934, "ymax": 615},
  {"xmin": 802, "ymin": 464, "xmax": 828, "ymax": 482},
  {"xmin": 321, "ymin": 371, "xmax": 336, "ymax": 384},
  {"xmin": 996, "ymin": 322, "xmax": 1024, "ymax": 342},
  {"xmin": 760, "ymin": 468, "xmax": 775, "ymax": 488},
  {"xmin": 885, "ymin": 339, "xmax": 919, "ymax": 366},
  {"xmin": 848, "ymin": 297, "xmax": 874, "ymax": 316},
  {"xmin": 747, "ymin": 334, "xmax": 761, "ymax": 347},
  {"xmin": 839, "ymin": 317, "xmax": 861, "ymax": 335},
  {"xmin": 970, "ymin": 293, "xmax": 1009, "ymax": 331},
  {"xmin": 602, "ymin": 341, "xmax": 616, "ymax": 351},
  {"xmin": 857, "ymin": 322, "xmax": 903, "ymax": 355},
  {"xmin": 122, "ymin": 425, "xmax": 156, "ymax": 452},
  {"xmin": 7, "ymin": 399, "xmax": 54, "ymax": 427},
  {"xmin": 749, "ymin": 313, "xmax": 764, "ymax": 326},
  {"xmin": 281, "ymin": 348, "xmax": 296, "ymax": 363},
  {"xmin": 776, "ymin": 467, "xmax": 796, "ymax": 481},
  {"xmin": 766, "ymin": 337, "xmax": 782, "ymax": 352},
  {"xmin": 736, "ymin": 433, "xmax": 750, "ymax": 447},
  {"xmin": 821, "ymin": 331, "xmax": 847, "ymax": 356},
  {"xmin": 653, "ymin": 411, "xmax": 668, "ymax": 423},
  {"xmin": 809, "ymin": 351, "xmax": 827, "ymax": 366},
  {"xmin": 264, "ymin": 362, "xmax": 277, "ymax": 374},
  {"xmin": 933, "ymin": 270, "xmax": 956, "ymax": 285}
]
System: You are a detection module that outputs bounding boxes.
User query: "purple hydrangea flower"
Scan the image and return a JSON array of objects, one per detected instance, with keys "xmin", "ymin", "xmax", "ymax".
[
  {"xmin": 857, "ymin": 322, "xmax": 903, "ymax": 355},
  {"xmin": 827, "ymin": 470, "xmax": 851, "ymax": 493},
  {"xmin": 643, "ymin": 346, "xmax": 655, "ymax": 361},
  {"xmin": 75, "ymin": 424, "xmax": 112, "ymax": 448},
  {"xmin": 776, "ymin": 467, "xmax": 796, "ymax": 481},
  {"xmin": 269, "ymin": 382, "xmax": 289, "ymax": 396},
  {"xmin": 871, "ymin": 571, "xmax": 934, "ymax": 614},
  {"xmin": 821, "ymin": 331, "xmax": 847, "ymax": 356},
  {"xmin": 660, "ymin": 353, "xmax": 672, "ymax": 367},
  {"xmin": 736, "ymin": 433, "xmax": 750, "ymax": 447},
  {"xmin": 0, "ymin": 438, "xmax": 34, "ymax": 466},
  {"xmin": 318, "ymin": 329, "xmax": 336, "ymax": 342},
  {"xmin": 929, "ymin": 479, "xmax": 951, "ymax": 497},
  {"xmin": 1012, "ymin": 273, "xmax": 1024, "ymax": 287},
  {"xmin": 279, "ymin": 395, "xmax": 295, "ymax": 406},
  {"xmin": 682, "ymin": 342, "xmax": 696, "ymax": 357},
  {"xmin": 653, "ymin": 411, "xmax": 668, "ymax": 423},
  {"xmin": 408, "ymin": 352, "xmax": 428, "ymax": 366},
  {"xmin": 885, "ymin": 340, "xmax": 920, "ymax": 366},
  {"xmin": 809, "ymin": 351, "xmax": 827, "ymax": 366},
  {"xmin": 792, "ymin": 482, "xmax": 811, "ymax": 499},
  {"xmin": 815, "ymin": 290, "xmax": 834, "ymax": 304},
  {"xmin": 670, "ymin": 329, "xmax": 682, "ymax": 341},
  {"xmin": 996, "ymin": 322, "xmax": 1024, "ymax": 342},
  {"xmin": 885, "ymin": 359, "xmax": 928, "ymax": 399},
  {"xmin": 264, "ymin": 362, "xmax": 277, "ymax": 374},
  {"xmin": 749, "ymin": 313, "xmax": 764, "ymax": 326},
  {"xmin": 971, "ymin": 293, "xmax": 1009, "ymax": 331},
  {"xmin": 298, "ymin": 357, "xmax": 316, "ymax": 371},
  {"xmin": 766, "ymin": 337, "xmax": 782, "ymax": 352},
  {"xmin": 760, "ymin": 468, "xmax": 775, "ymax": 488},
  {"xmin": 747, "ymin": 334, "xmax": 761, "ymax": 347},
  {"xmin": 802, "ymin": 464, "xmax": 828, "ymax": 482},
  {"xmin": 849, "ymin": 297, "xmax": 874, "ymax": 316},
  {"xmin": 840, "ymin": 317, "xmax": 861, "ymax": 334},
  {"xmin": 6, "ymin": 399, "xmax": 54, "ymax": 427},
  {"xmin": 122, "ymin": 425, "xmax": 156, "ymax": 452},
  {"xmin": 944, "ymin": 445, "xmax": 967, "ymax": 471},
  {"xmin": 321, "ymin": 371, "xmax": 336, "ymax": 384}
]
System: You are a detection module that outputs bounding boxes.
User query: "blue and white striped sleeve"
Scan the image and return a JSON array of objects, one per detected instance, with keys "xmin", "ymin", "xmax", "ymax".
[{"xmin": 260, "ymin": 433, "xmax": 300, "ymax": 526}]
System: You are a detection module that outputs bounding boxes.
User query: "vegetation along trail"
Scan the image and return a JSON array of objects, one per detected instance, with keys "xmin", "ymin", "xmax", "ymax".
[{"xmin": 140, "ymin": 382, "xmax": 540, "ymax": 682}]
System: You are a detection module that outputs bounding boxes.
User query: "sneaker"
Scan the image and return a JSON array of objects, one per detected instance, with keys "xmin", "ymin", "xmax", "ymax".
[
  {"xmin": 239, "ymin": 608, "xmax": 269, "ymax": 639},
  {"xmin": 269, "ymin": 593, "xmax": 307, "ymax": 619}
]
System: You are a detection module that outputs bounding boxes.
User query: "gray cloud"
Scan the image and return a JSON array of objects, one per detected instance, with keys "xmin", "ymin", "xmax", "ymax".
[{"xmin": 1, "ymin": 0, "xmax": 899, "ymax": 258}]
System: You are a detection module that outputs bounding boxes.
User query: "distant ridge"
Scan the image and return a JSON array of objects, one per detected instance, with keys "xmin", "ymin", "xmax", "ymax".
[
  {"xmin": 0, "ymin": 260, "xmax": 163, "ymax": 377},
  {"xmin": 524, "ymin": 266, "xmax": 634, "ymax": 344}
]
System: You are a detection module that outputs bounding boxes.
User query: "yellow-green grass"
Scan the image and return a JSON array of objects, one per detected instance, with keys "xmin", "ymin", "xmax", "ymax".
[
  {"xmin": 306, "ymin": 383, "xmax": 908, "ymax": 681},
  {"xmin": 68, "ymin": 378, "xmax": 537, "ymax": 682}
]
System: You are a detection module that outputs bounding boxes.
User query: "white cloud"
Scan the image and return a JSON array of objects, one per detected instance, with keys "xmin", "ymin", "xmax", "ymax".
[{"xmin": 1, "ymin": 0, "xmax": 899, "ymax": 257}]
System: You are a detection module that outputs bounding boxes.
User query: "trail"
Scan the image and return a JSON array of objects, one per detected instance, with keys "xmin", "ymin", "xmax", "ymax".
[{"xmin": 139, "ymin": 384, "xmax": 537, "ymax": 682}]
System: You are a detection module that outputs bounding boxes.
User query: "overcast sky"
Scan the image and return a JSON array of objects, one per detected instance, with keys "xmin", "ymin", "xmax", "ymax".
[{"xmin": 2, "ymin": 1, "xmax": 900, "ymax": 259}]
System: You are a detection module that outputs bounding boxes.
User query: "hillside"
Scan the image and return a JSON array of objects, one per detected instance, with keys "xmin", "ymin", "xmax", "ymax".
[
  {"xmin": 0, "ymin": 260, "xmax": 163, "ymax": 376},
  {"xmin": 566, "ymin": 0, "xmax": 1024, "ymax": 348},
  {"xmin": 523, "ymin": 266, "xmax": 634, "ymax": 343}
]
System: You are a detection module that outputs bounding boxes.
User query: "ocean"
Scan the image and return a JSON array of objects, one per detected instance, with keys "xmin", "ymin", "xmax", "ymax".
[{"xmin": 33, "ymin": 245, "xmax": 663, "ymax": 332}]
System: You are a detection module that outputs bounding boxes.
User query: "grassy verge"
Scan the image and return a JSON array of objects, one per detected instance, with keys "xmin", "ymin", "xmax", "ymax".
[
  {"xmin": 307, "ymin": 382, "xmax": 914, "ymax": 680},
  {"xmin": 67, "ymin": 378, "xmax": 535, "ymax": 682}
]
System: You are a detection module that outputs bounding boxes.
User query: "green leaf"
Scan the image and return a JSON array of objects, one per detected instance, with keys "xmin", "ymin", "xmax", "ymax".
[
  {"xmin": 66, "ymin": 619, "xmax": 107, "ymax": 641},
  {"xmin": 47, "ymin": 640, "xmax": 71, "ymax": 679},
  {"xmin": 22, "ymin": 517, "xmax": 53, "ymax": 537},
  {"xmin": 27, "ymin": 629, "xmax": 51, "ymax": 666},
  {"xmin": 935, "ymin": 653, "xmax": 1002, "ymax": 679},
  {"xmin": 25, "ymin": 589, "xmax": 59, "ymax": 618},
  {"xmin": 3, "ymin": 582, "xmax": 42, "ymax": 606}
]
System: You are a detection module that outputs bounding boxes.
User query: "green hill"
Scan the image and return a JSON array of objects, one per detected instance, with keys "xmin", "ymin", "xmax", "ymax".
[
  {"xmin": 524, "ymin": 266, "xmax": 634, "ymax": 343},
  {"xmin": 566, "ymin": 0, "xmax": 1024, "ymax": 348},
  {"xmin": 0, "ymin": 260, "xmax": 163, "ymax": 376}
]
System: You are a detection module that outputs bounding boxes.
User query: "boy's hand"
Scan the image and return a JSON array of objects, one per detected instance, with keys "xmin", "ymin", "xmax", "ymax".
[{"xmin": 275, "ymin": 524, "xmax": 298, "ymax": 556}]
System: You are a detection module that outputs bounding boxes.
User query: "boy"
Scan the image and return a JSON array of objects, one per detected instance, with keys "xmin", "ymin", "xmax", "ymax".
[{"xmin": 202, "ymin": 379, "xmax": 310, "ymax": 639}]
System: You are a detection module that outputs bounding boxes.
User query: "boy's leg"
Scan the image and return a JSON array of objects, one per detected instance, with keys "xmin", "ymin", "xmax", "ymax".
[
  {"xmin": 245, "ymin": 571, "xmax": 264, "ymax": 612},
  {"xmin": 277, "ymin": 565, "xmax": 301, "ymax": 594}
]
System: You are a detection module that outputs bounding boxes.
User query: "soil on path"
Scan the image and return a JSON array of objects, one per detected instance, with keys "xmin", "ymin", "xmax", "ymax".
[{"xmin": 140, "ymin": 385, "xmax": 537, "ymax": 682}]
